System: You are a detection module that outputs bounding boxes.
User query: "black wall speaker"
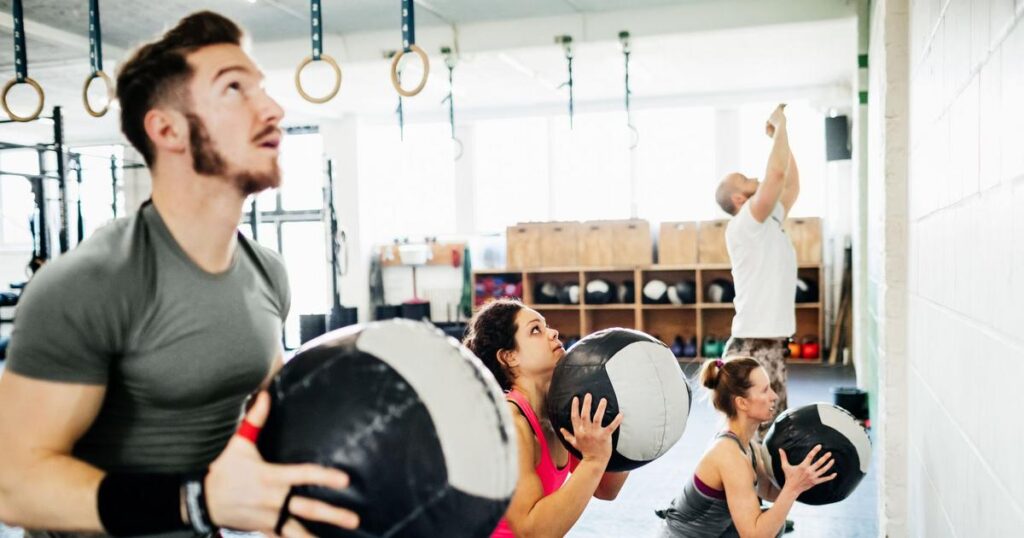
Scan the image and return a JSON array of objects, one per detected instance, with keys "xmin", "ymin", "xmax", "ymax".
[{"xmin": 825, "ymin": 115, "xmax": 852, "ymax": 161}]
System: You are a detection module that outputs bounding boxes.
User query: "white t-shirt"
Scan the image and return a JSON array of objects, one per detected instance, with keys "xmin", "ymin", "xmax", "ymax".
[{"xmin": 725, "ymin": 201, "xmax": 796, "ymax": 338}]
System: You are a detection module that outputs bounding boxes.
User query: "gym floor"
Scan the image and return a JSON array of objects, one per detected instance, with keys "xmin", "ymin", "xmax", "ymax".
[
  {"xmin": 573, "ymin": 363, "xmax": 878, "ymax": 538},
  {"xmin": 0, "ymin": 363, "xmax": 875, "ymax": 538}
]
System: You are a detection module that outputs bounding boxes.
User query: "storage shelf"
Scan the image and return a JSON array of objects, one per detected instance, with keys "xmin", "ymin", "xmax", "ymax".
[
  {"xmin": 677, "ymin": 357, "xmax": 824, "ymax": 365},
  {"xmin": 644, "ymin": 264, "xmax": 701, "ymax": 271},
  {"xmin": 472, "ymin": 268, "xmax": 526, "ymax": 275},
  {"xmin": 475, "ymin": 260, "xmax": 826, "ymax": 365}
]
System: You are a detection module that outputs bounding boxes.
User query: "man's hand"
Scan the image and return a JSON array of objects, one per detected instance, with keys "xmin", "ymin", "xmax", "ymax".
[
  {"xmin": 765, "ymin": 103, "xmax": 787, "ymax": 138},
  {"xmin": 205, "ymin": 392, "xmax": 359, "ymax": 537}
]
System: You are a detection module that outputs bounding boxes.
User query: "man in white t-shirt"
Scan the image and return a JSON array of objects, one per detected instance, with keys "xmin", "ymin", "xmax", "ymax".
[{"xmin": 715, "ymin": 104, "xmax": 799, "ymax": 436}]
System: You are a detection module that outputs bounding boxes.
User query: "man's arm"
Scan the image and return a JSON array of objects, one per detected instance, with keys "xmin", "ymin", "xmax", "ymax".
[
  {"xmin": 749, "ymin": 105, "xmax": 791, "ymax": 223},
  {"xmin": 780, "ymin": 151, "xmax": 800, "ymax": 218},
  {"xmin": 0, "ymin": 371, "xmax": 108, "ymax": 530}
]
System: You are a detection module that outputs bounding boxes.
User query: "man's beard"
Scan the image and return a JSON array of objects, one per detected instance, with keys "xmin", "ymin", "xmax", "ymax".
[{"xmin": 186, "ymin": 113, "xmax": 280, "ymax": 195}]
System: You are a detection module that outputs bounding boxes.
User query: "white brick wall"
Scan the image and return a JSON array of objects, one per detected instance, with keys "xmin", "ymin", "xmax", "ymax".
[
  {"xmin": 867, "ymin": 0, "xmax": 910, "ymax": 535},
  {"xmin": 899, "ymin": 0, "xmax": 1024, "ymax": 535}
]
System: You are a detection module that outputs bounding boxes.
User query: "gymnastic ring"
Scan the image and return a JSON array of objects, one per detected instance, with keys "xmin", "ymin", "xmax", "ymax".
[
  {"xmin": 82, "ymin": 71, "xmax": 114, "ymax": 118},
  {"xmin": 390, "ymin": 44, "xmax": 430, "ymax": 97},
  {"xmin": 1, "ymin": 77, "xmax": 45, "ymax": 122},
  {"xmin": 294, "ymin": 53, "xmax": 342, "ymax": 104}
]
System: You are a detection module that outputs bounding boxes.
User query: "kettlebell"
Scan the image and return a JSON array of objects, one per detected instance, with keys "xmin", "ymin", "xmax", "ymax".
[
  {"xmin": 787, "ymin": 340, "xmax": 802, "ymax": 358},
  {"xmin": 682, "ymin": 336, "xmax": 698, "ymax": 358},
  {"xmin": 703, "ymin": 336, "xmax": 721, "ymax": 358},
  {"xmin": 801, "ymin": 337, "xmax": 820, "ymax": 359},
  {"xmin": 670, "ymin": 336, "xmax": 686, "ymax": 358}
]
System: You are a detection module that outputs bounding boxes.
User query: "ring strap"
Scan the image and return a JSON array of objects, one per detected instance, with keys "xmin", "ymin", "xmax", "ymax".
[
  {"xmin": 88, "ymin": 0, "xmax": 103, "ymax": 74},
  {"xmin": 12, "ymin": 0, "xmax": 27, "ymax": 82},
  {"xmin": 309, "ymin": 0, "xmax": 323, "ymax": 61},
  {"xmin": 556, "ymin": 35, "xmax": 574, "ymax": 129},
  {"xmin": 401, "ymin": 0, "xmax": 415, "ymax": 52},
  {"xmin": 395, "ymin": 93, "xmax": 404, "ymax": 141},
  {"xmin": 442, "ymin": 48, "xmax": 455, "ymax": 139}
]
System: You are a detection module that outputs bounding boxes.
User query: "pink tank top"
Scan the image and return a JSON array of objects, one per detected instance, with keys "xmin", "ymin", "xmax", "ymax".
[{"xmin": 491, "ymin": 390, "xmax": 576, "ymax": 538}]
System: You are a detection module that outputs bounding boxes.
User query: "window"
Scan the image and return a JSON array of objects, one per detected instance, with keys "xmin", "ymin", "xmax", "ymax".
[
  {"xmin": 240, "ymin": 130, "xmax": 331, "ymax": 349},
  {"xmin": 548, "ymin": 112, "xmax": 631, "ymax": 222},
  {"xmin": 737, "ymin": 100, "xmax": 825, "ymax": 217},
  {"xmin": 0, "ymin": 149, "xmax": 44, "ymax": 249},
  {"xmin": 71, "ymin": 145, "xmax": 124, "ymax": 241},
  {"xmin": 357, "ymin": 122, "xmax": 456, "ymax": 245},
  {"xmin": 473, "ymin": 117, "xmax": 550, "ymax": 233},
  {"xmin": 633, "ymin": 106, "xmax": 717, "ymax": 222}
]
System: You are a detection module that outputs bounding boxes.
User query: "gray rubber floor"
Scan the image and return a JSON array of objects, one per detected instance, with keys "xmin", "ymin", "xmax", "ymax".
[
  {"xmin": 0, "ymin": 364, "xmax": 877, "ymax": 537},
  {"xmin": 572, "ymin": 363, "xmax": 878, "ymax": 537}
]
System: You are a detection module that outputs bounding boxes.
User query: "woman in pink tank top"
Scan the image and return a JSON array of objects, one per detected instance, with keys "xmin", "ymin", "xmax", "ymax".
[{"xmin": 464, "ymin": 299, "xmax": 630, "ymax": 537}]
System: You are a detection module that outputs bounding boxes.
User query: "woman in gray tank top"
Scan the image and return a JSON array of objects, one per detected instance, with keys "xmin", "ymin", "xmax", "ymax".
[{"xmin": 656, "ymin": 357, "xmax": 837, "ymax": 538}]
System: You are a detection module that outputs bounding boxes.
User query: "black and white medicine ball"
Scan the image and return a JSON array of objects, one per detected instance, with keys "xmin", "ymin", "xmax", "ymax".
[
  {"xmin": 642, "ymin": 279, "xmax": 670, "ymax": 304},
  {"xmin": 795, "ymin": 277, "xmax": 819, "ymax": 303},
  {"xmin": 257, "ymin": 320, "xmax": 517, "ymax": 537},
  {"xmin": 559, "ymin": 283, "xmax": 580, "ymax": 305},
  {"xmin": 535, "ymin": 281, "xmax": 561, "ymax": 304},
  {"xmin": 667, "ymin": 280, "xmax": 697, "ymax": 305},
  {"xmin": 585, "ymin": 279, "xmax": 617, "ymax": 305},
  {"xmin": 618, "ymin": 280, "xmax": 636, "ymax": 304},
  {"xmin": 759, "ymin": 403, "xmax": 872, "ymax": 505},
  {"xmin": 705, "ymin": 279, "xmax": 736, "ymax": 303},
  {"xmin": 547, "ymin": 328, "xmax": 691, "ymax": 471}
]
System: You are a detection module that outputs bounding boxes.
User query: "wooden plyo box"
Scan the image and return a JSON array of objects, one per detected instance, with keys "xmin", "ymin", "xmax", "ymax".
[
  {"xmin": 538, "ymin": 222, "xmax": 580, "ymax": 268},
  {"xmin": 610, "ymin": 219, "xmax": 652, "ymax": 266},
  {"xmin": 659, "ymin": 221, "xmax": 698, "ymax": 265},
  {"xmin": 784, "ymin": 217, "xmax": 822, "ymax": 264},
  {"xmin": 506, "ymin": 223, "xmax": 542, "ymax": 269},
  {"xmin": 698, "ymin": 219, "xmax": 730, "ymax": 264},
  {"xmin": 578, "ymin": 221, "xmax": 615, "ymax": 267}
]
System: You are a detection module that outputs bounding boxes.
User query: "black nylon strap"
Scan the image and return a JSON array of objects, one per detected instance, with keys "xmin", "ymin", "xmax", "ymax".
[
  {"xmin": 556, "ymin": 36, "xmax": 574, "ymax": 129},
  {"xmin": 12, "ymin": 0, "xmax": 27, "ymax": 81},
  {"xmin": 400, "ymin": 0, "xmax": 415, "ymax": 53},
  {"xmin": 309, "ymin": 0, "xmax": 323, "ymax": 61},
  {"xmin": 88, "ymin": 0, "xmax": 103, "ymax": 74},
  {"xmin": 444, "ymin": 52, "xmax": 455, "ymax": 139},
  {"xmin": 396, "ymin": 94, "xmax": 404, "ymax": 141}
]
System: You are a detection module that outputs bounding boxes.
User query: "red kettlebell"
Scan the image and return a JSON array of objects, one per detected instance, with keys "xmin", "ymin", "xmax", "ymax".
[
  {"xmin": 801, "ymin": 337, "xmax": 820, "ymax": 359},
  {"xmin": 787, "ymin": 340, "xmax": 802, "ymax": 358}
]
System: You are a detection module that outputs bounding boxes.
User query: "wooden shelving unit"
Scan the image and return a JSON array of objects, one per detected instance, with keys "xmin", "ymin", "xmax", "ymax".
[{"xmin": 473, "ymin": 263, "xmax": 825, "ymax": 364}]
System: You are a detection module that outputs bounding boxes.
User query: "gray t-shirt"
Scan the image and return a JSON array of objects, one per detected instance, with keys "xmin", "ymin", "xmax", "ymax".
[{"xmin": 8, "ymin": 201, "xmax": 289, "ymax": 477}]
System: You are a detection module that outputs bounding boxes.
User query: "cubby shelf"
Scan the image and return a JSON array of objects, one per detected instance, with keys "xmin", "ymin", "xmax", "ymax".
[{"xmin": 473, "ymin": 263, "xmax": 824, "ymax": 364}]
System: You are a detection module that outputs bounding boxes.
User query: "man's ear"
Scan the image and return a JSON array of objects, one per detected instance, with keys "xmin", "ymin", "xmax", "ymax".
[
  {"xmin": 730, "ymin": 192, "xmax": 748, "ymax": 214},
  {"xmin": 143, "ymin": 107, "xmax": 189, "ymax": 158}
]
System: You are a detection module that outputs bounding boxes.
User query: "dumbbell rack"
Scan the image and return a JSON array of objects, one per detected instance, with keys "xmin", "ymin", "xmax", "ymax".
[{"xmin": 472, "ymin": 262, "xmax": 824, "ymax": 365}]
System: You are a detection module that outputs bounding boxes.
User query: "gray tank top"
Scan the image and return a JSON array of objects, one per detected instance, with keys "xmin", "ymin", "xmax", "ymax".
[{"xmin": 656, "ymin": 432, "xmax": 763, "ymax": 538}]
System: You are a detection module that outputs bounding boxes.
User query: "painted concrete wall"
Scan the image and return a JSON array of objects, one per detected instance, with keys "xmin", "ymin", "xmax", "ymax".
[
  {"xmin": 904, "ymin": 0, "xmax": 1024, "ymax": 535},
  {"xmin": 866, "ymin": 0, "xmax": 910, "ymax": 535}
]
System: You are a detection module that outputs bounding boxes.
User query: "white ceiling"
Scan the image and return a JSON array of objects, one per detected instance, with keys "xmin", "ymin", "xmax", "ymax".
[{"xmin": 0, "ymin": 0, "xmax": 857, "ymax": 144}]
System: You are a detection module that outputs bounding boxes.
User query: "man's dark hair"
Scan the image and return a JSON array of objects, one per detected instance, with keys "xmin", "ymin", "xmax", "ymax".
[{"xmin": 116, "ymin": 11, "xmax": 243, "ymax": 166}]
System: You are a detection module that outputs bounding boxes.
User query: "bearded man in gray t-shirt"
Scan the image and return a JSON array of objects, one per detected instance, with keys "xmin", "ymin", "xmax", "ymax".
[{"xmin": 0, "ymin": 11, "xmax": 358, "ymax": 538}]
